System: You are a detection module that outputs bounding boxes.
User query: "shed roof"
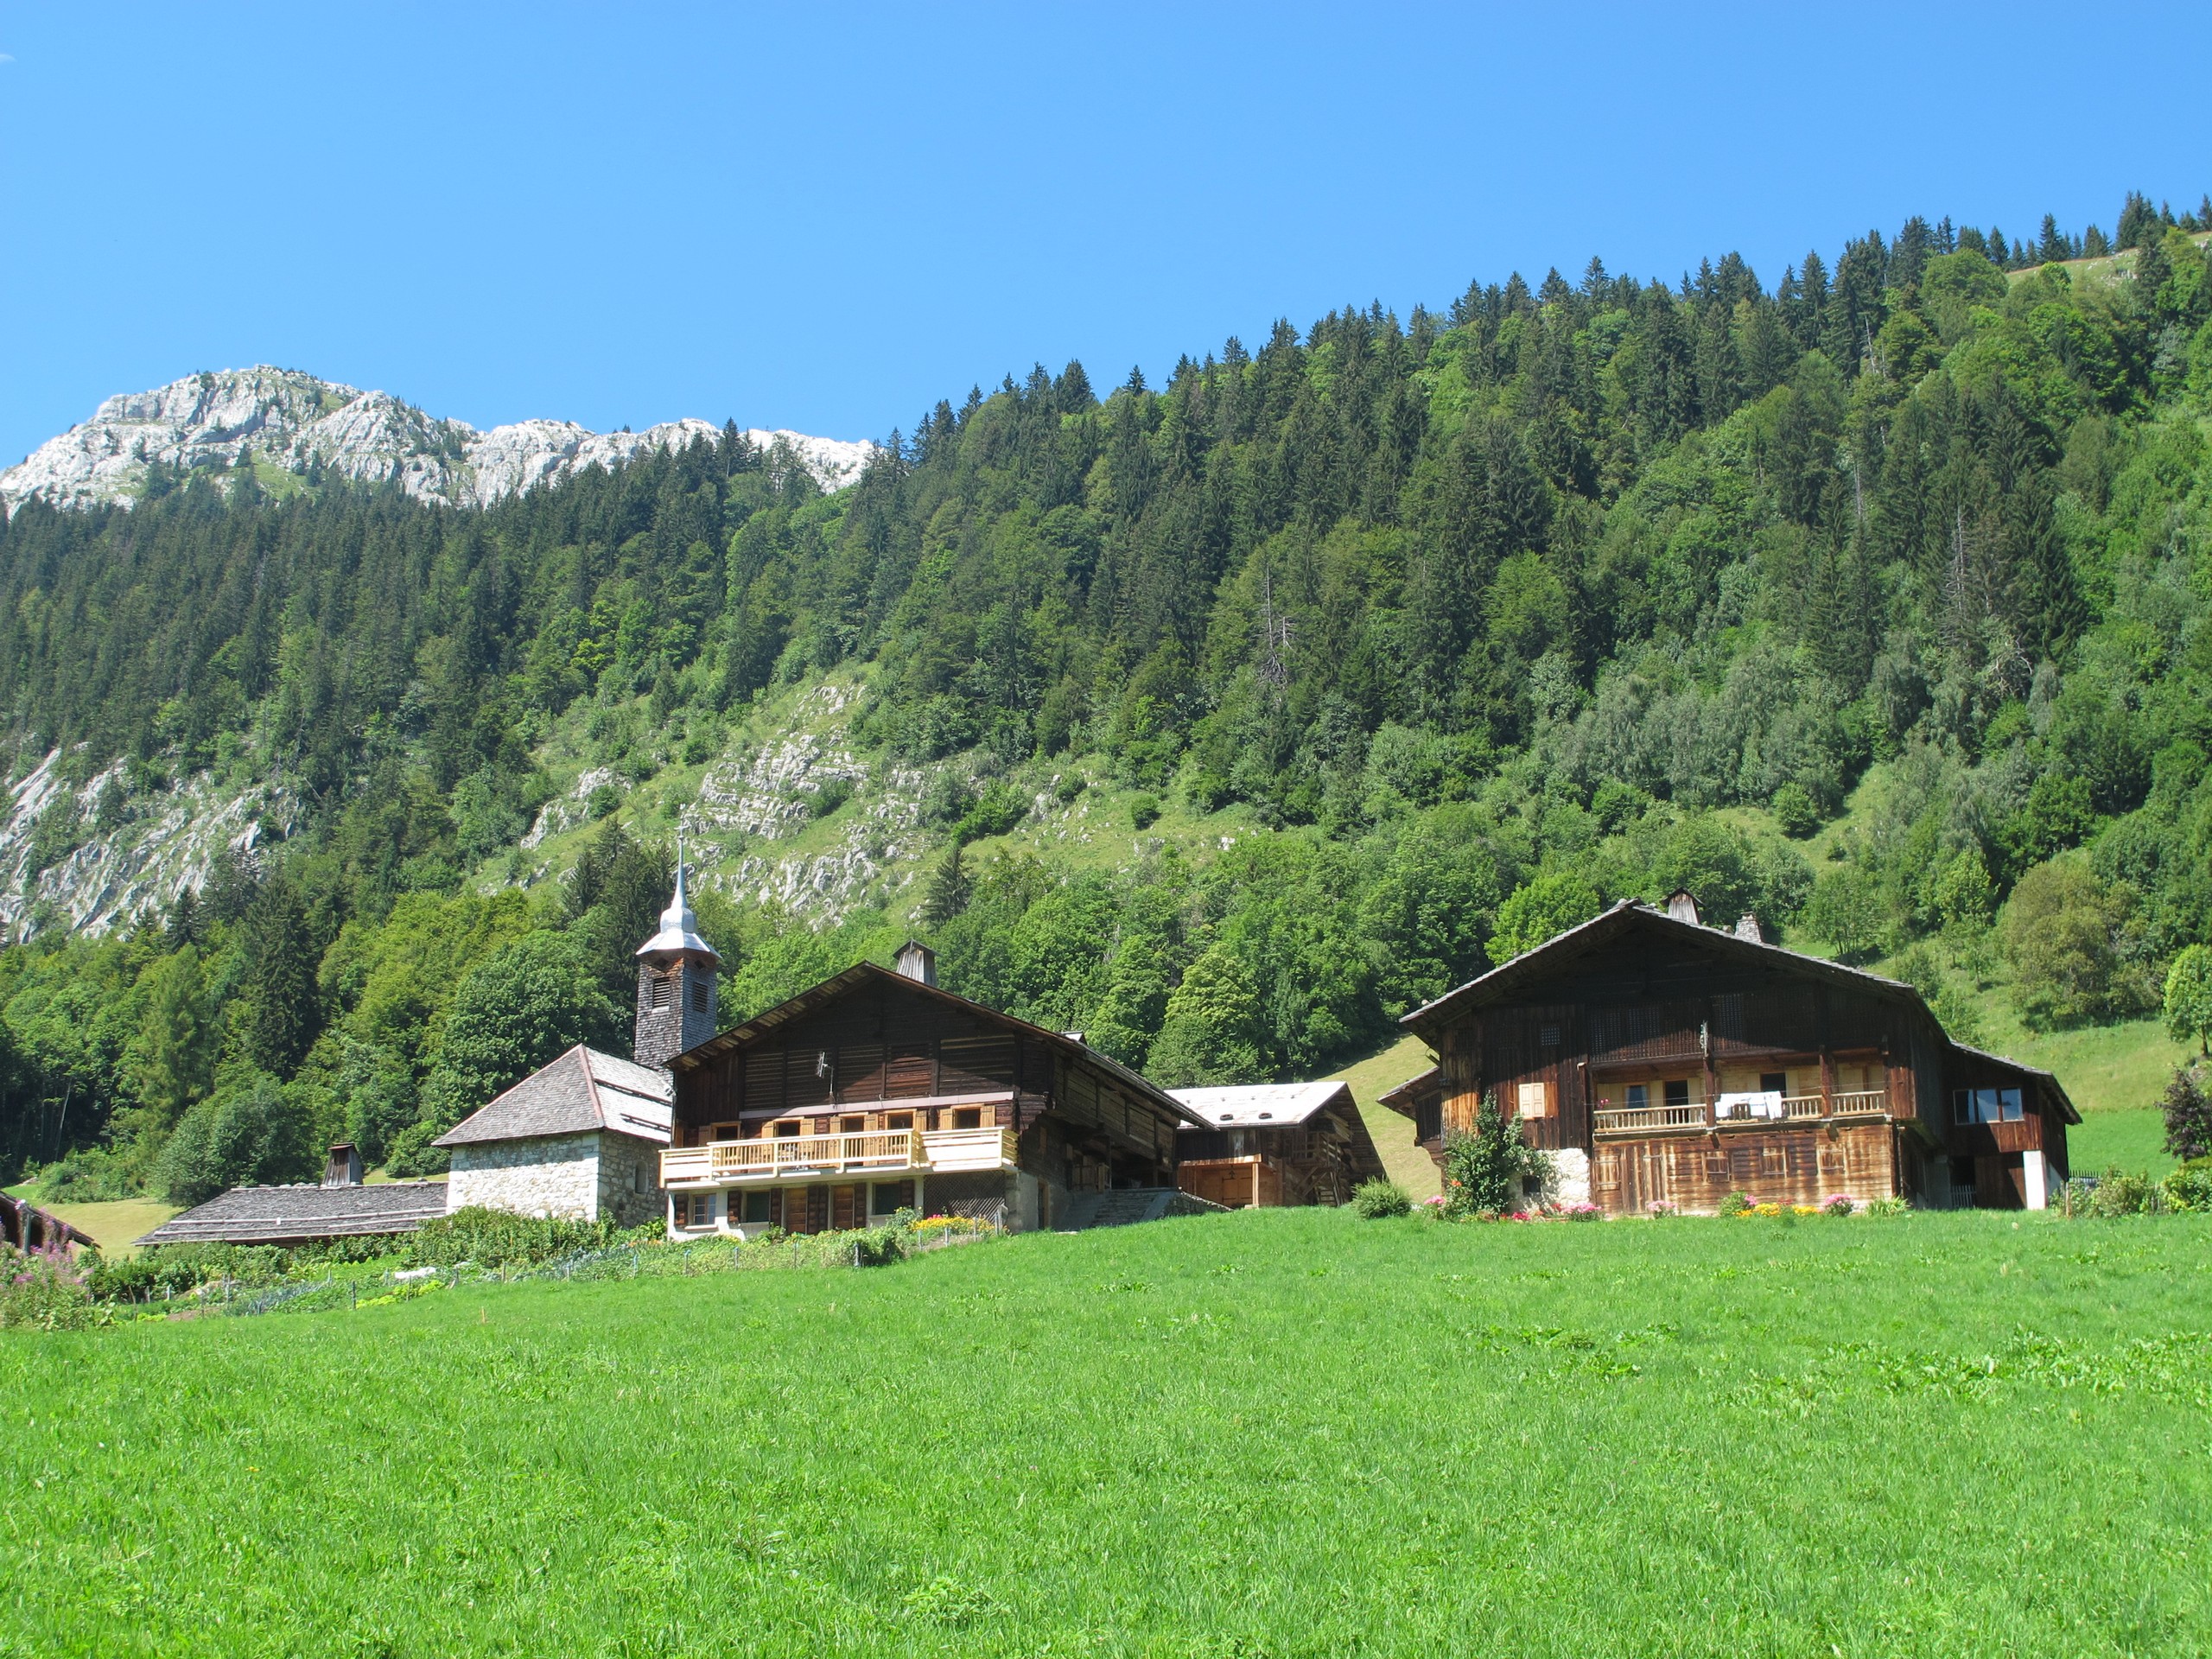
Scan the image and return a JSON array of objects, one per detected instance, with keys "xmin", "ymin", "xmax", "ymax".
[
  {"xmin": 1168, "ymin": 1081, "xmax": 1353, "ymax": 1127},
  {"xmin": 136, "ymin": 1180, "xmax": 450, "ymax": 1247},
  {"xmin": 434, "ymin": 1046, "xmax": 672, "ymax": 1149},
  {"xmin": 1375, "ymin": 1067, "xmax": 1442, "ymax": 1118}
]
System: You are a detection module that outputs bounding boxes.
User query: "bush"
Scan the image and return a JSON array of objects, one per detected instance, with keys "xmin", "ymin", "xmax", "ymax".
[
  {"xmin": 1772, "ymin": 781, "xmax": 1820, "ymax": 838},
  {"xmin": 1718, "ymin": 1190, "xmax": 1752, "ymax": 1217},
  {"xmin": 1442, "ymin": 1092, "xmax": 1543, "ymax": 1217},
  {"xmin": 2158, "ymin": 1066, "xmax": 2211, "ymax": 1163},
  {"xmin": 406, "ymin": 1206, "xmax": 631, "ymax": 1270},
  {"xmin": 1351, "ymin": 1179, "xmax": 1412, "ymax": 1218},
  {"xmin": 1821, "ymin": 1194, "xmax": 1856, "ymax": 1217},
  {"xmin": 0, "ymin": 1246, "xmax": 101, "ymax": 1330},
  {"xmin": 2159, "ymin": 1160, "xmax": 2212, "ymax": 1214},
  {"xmin": 382, "ymin": 1120, "xmax": 451, "ymax": 1178},
  {"xmin": 154, "ymin": 1073, "xmax": 318, "ymax": 1206},
  {"xmin": 2087, "ymin": 1167, "xmax": 2163, "ymax": 1217},
  {"xmin": 1128, "ymin": 793, "xmax": 1161, "ymax": 831}
]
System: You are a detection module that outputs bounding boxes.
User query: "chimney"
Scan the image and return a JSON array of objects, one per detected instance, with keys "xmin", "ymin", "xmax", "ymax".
[
  {"xmin": 895, "ymin": 940, "xmax": 938, "ymax": 985},
  {"xmin": 1665, "ymin": 890, "xmax": 1701, "ymax": 925},
  {"xmin": 324, "ymin": 1143, "xmax": 363, "ymax": 1187},
  {"xmin": 1734, "ymin": 912, "xmax": 1764, "ymax": 944}
]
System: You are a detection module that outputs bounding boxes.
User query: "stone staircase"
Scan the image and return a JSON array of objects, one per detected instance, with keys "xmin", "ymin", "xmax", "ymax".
[{"xmin": 1052, "ymin": 1187, "xmax": 1227, "ymax": 1231}]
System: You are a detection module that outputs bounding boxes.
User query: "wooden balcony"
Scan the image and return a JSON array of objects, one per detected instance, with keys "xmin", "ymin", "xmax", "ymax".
[
  {"xmin": 1593, "ymin": 1090, "xmax": 1889, "ymax": 1136},
  {"xmin": 660, "ymin": 1126, "xmax": 1016, "ymax": 1187}
]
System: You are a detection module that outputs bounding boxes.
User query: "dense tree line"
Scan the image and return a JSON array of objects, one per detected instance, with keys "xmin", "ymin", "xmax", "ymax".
[{"xmin": 4, "ymin": 193, "xmax": 2212, "ymax": 1190}]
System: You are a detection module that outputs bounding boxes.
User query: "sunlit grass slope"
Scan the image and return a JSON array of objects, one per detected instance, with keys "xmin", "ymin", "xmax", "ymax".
[{"xmin": 7, "ymin": 1208, "xmax": 2209, "ymax": 1657}]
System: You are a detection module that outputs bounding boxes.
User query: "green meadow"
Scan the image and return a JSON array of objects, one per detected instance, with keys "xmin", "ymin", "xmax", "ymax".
[{"xmin": 7, "ymin": 1208, "xmax": 2210, "ymax": 1657}]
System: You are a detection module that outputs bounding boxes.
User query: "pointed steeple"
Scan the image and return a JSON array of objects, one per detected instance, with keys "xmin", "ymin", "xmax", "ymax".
[{"xmin": 633, "ymin": 837, "xmax": 720, "ymax": 1068}]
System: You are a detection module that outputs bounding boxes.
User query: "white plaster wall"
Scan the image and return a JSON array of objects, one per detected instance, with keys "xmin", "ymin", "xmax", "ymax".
[
  {"xmin": 447, "ymin": 1133, "xmax": 601, "ymax": 1220},
  {"xmin": 2023, "ymin": 1149, "xmax": 2048, "ymax": 1211}
]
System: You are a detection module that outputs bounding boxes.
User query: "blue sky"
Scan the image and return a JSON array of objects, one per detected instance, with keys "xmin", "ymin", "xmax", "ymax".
[{"xmin": 3, "ymin": 2, "xmax": 2207, "ymax": 466}]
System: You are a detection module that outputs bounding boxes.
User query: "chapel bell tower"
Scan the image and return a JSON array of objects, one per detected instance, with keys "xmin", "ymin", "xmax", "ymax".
[{"xmin": 634, "ymin": 846, "xmax": 719, "ymax": 1069}]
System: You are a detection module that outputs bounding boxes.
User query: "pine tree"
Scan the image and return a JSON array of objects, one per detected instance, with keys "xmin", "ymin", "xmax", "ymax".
[
  {"xmin": 919, "ymin": 842, "xmax": 970, "ymax": 925},
  {"xmin": 242, "ymin": 880, "xmax": 321, "ymax": 1078}
]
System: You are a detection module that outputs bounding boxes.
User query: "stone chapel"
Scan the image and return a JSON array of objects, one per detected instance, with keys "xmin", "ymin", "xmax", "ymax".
[{"xmin": 432, "ymin": 862, "xmax": 720, "ymax": 1225}]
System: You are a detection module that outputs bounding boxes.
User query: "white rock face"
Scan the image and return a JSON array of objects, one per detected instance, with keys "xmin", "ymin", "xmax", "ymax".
[{"xmin": 1, "ymin": 366, "xmax": 876, "ymax": 517}]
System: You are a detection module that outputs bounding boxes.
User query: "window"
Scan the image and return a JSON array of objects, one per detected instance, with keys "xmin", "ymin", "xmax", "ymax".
[
  {"xmin": 774, "ymin": 1119, "xmax": 801, "ymax": 1138},
  {"xmin": 680, "ymin": 1192, "xmax": 715, "ymax": 1228},
  {"xmin": 741, "ymin": 1190, "xmax": 772, "ymax": 1224},
  {"xmin": 632, "ymin": 1160, "xmax": 651, "ymax": 1193},
  {"xmin": 1539, "ymin": 1025, "xmax": 1560, "ymax": 1048},
  {"xmin": 1626, "ymin": 1084, "xmax": 1649, "ymax": 1110},
  {"xmin": 887, "ymin": 1113, "xmax": 914, "ymax": 1131},
  {"xmin": 1663, "ymin": 1080, "xmax": 1691, "ymax": 1109},
  {"xmin": 952, "ymin": 1107, "xmax": 983, "ymax": 1129},
  {"xmin": 690, "ymin": 979, "xmax": 710, "ymax": 1013},
  {"xmin": 1516, "ymin": 1081, "xmax": 1549, "ymax": 1119},
  {"xmin": 1759, "ymin": 1072, "xmax": 1787, "ymax": 1096},
  {"xmin": 1954, "ymin": 1087, "xmax": 2024, "ymax": 1124},
  {"xmin": 872, "ymin": 1179, "xmax": 914, "ymax": 1216},
  {"xmin": 840, "ymin": 1116, "xmax": 865, "ymax": 1135}
]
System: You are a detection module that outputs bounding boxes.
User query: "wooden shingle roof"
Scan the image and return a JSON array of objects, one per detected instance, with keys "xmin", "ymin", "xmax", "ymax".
[
  {"xmin": 136, "ymin": 1180, "xmax": 450, "ymax": 1247},
  {"xmin": 433, "ymin": 1046, "xmax": 672, "ymax": 1149}
]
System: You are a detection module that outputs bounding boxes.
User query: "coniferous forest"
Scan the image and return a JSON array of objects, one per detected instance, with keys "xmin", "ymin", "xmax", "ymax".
[{"xmin": 5, "ymin": 194, "xmax": 2212, "ymax": 1198}]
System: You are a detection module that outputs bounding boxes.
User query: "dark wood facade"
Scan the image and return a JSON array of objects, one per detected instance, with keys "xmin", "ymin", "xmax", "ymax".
[
  {"xmin": 1171, "ymin": 1083, "xmax": 1387, "ymax": 1208},
  {"xmin": 1391, "ymin": 901, "xmax": 2077, "ymax": 1214},
  {"xmin": 666, "ymin": 962, "xmax": 1196, "ymax": 1232}
]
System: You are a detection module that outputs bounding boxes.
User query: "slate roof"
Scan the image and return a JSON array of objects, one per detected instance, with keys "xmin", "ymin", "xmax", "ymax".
[
  {"xmin": 136, "ymin": 1180, "xmax": 450, "ymax": 1247},
  {"xmin": 1168, "ymin": 1081, "xmax": 1354, "ymax": 1127},
  {"xmin": 434, "ymin": 1045, "xmax": 672, "ymax": 1149}
]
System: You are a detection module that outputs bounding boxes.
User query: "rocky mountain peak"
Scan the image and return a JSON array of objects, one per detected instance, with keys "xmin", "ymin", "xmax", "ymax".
[{"xmin": 1, "ymin": 366, "xmax": 875, "ymax": 516}]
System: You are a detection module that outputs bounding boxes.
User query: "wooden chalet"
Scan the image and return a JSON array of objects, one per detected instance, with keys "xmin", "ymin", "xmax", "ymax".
[
  {"xmin": 1169, "ymin": 1082, "xmax": 1386, "ymax": 1208},
  {"xmin": 1388, "ymin": 893, "xmax": 2078, "ymax": 1215},
  {"xmin": 2, "ymin": 1189, "xmax": 93, "ymax": 1256},
  {"xmin": 660, "ymin": 943, "xmax": 1200, "ymax": 1235}
]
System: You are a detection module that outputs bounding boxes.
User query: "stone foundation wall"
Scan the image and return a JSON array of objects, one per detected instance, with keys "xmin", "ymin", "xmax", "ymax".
[
  {"xmin": 594, "ymin": 1133, "xmax": 665, "ymax": 1228},
  {"xmin": 447, "ymin": 1133, "xmax": 601, "ymax": 1220}
]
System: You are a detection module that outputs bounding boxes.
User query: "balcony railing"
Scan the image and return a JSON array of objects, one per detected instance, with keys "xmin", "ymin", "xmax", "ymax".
[
  {"xmin": 660, "ymin": 1126, "xmax": 1016, "ymax": 1187},
  {"xmin": 1594, "ymin": 1090, "xmax": 1890, "ymax": 1135},
  {"xmin": 1592, "ymin": 1103, "xmax": 1708, "ymax": 1133}
]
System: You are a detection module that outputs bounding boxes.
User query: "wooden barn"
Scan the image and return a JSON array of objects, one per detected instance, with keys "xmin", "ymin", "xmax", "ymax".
[
  {"xmin": 659, "ymin": 943, "xmax": 1205, "ymax": 1235},
  {"xmin": 1168, "ymin": 1082, "xmax": 1386, "ymax": 1208},
  {"xmin": 1386, "ymin": 894, "xmax": 2077, "ymax": 1214}
]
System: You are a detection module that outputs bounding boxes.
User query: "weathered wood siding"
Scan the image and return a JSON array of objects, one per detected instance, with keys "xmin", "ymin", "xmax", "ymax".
[{"xmin": 1591, "ymin": 1122, "xmax": 1899, "ymax": 1213}]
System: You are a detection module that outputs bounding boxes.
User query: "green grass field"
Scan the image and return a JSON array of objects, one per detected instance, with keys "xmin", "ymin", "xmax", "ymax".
[{"xmin": 7, "ymin": 1207, "xmax": 2209, "ymax": 1656}]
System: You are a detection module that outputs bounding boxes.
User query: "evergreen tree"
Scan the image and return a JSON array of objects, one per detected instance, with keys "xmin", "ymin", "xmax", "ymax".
[{"xmin": 242, "ymin": 880, "xmax": 321, "ymax": 1078}]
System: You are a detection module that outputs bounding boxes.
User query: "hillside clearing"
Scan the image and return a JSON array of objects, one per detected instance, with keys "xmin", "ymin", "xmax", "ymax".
[{"xmin": 6, "ymin": 1207, "xmax": 2208, "ymax": 1656}]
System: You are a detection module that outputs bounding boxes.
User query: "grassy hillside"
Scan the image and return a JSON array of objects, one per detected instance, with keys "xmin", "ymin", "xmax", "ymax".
[{"xmin": 6, "ymin": 1207, "xmax": 2209, "ymax": 1656}]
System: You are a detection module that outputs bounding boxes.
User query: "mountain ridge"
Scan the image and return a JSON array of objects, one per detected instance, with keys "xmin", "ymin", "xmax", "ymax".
[{"xmin": 0, "ymin": 366, "xmax": 876, "ymax": 516}]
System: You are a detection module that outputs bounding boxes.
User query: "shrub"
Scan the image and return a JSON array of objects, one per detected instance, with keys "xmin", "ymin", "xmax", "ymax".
[
  {"xmin": 1645, "ymin": 1199, "xmax": 1680, "ymax": 1218},
  {"xmin": 2087, "ymin": 1167, "xmax": 2163, "ymax": 1217},
  {"xmin": 2163, "ymin": 1160, "xmax": 2212, "ymax": 1214},
  {"xmin": 154, "ymin": 1073, "xmax": 318, "ymax": 1206},
  {"xmin": 0, "ymin": 1246, "xmax": 101, "ymax": 1330},
  {"xmin": 1771, "ymin": 781, "xmax": 1820, "ymax": 838},
  {"xmin": 1866, "ymin": 1195, "xmax": 1907, "ymax": 1217},
  {"xmin": 382, "ymin": 1120, "xmax": 451, "ymax": 1178},
  {"xmin": 1442, "ymin": 1092, "xmax": 1542, "ymax": 1217},
  {"xmin": 2158, "ymin": 1066, "xmax": 2212, "ymax": 1163},
  {"xmin": 1821, "ymin": 1194, "xmax": 1856, "ymax": 1217},
  {"xmin": 1717, "ymin": 1190, "xmax": 1753, "ymax": 1217},
  {"xmin": 1128, "ymin": 793, "xmax": 1161, "ymax": 831},
  {"xmin": 1351, "ymin": 1179, "xmax": 1412, "ymax": 1219},
  {"xmin": 406, "ymin": 1206, "xmax": 626, "ymax": 1269},
  {"xmin": 1565, "ymin": 1202, "xmax": 1602, "ymax": 1222}
]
